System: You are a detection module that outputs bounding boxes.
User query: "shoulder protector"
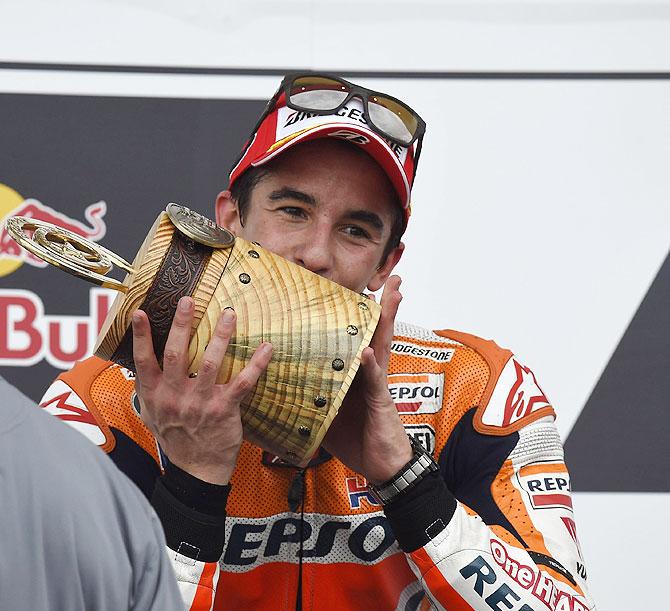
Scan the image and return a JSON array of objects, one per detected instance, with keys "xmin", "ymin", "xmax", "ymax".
[
  {"xmin": 40, "ymin": 356, "xmax": 117, "ymax": 451},
  {"xmin": 434, "ymin": 330, "xmax": 555, "ymax": 435}
]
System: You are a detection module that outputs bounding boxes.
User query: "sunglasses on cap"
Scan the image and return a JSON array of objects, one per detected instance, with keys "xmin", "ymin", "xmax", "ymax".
[{"xmin": 280, "ymin": 73, "xmax": 426, "ymax": 148}]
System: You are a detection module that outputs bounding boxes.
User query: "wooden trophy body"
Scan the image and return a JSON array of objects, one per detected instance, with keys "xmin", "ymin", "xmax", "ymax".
[{"xmin": 96, "ymin": 210, "xmax": 381, "ymax": 466}]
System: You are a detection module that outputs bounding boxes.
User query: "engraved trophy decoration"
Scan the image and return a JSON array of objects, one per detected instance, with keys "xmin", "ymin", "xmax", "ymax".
[{"xmin": 6, "ymin": 204, "xmax": 381, "ymax": 466}]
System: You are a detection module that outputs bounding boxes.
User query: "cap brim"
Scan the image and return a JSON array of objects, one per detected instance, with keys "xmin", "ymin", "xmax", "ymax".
[{"xmin": 249, "ymin": 122, "xmax": 411, "ymax": 209}]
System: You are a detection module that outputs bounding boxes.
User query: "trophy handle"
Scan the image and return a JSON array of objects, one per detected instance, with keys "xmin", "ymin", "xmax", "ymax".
[{"xmin": 4, "ymin": 216, "xmax": 133, "ymax": 292}]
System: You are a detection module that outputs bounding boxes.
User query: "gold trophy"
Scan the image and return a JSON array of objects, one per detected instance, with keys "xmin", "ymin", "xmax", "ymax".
[{"xmin": 6, "ymin": 204, "xmax": 381, "ymax": 467}]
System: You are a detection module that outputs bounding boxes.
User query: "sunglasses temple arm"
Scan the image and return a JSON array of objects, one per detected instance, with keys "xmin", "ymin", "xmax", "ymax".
[{"xmin": 412, "ymin": 138, "xmax": 424, "ymax": 184}]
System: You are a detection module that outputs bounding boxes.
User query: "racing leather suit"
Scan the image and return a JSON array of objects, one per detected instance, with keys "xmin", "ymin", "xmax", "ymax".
[{"xmin": 40, "ymin": 321, "xmax": 595, "ymax": 610}]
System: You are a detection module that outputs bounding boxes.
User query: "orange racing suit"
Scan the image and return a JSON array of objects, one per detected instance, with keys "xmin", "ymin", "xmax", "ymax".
[{"xmin": 39, "ymin": 321, "xmax": 595, "ymax": 610}]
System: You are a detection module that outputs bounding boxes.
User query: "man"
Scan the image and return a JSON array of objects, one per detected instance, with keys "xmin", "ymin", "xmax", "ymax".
[
  {"xmin": 0, "ymin": 375, "xmax": 182, "ymax": 610},
  {"xmin": 41, "ymin": 74, "xmax": 594, "ymax": 610}
]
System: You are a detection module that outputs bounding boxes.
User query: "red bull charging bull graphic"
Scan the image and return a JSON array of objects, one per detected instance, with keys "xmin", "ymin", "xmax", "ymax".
[
  {"xmin": 0, "ymin": 182, "xmax": 112, "ymax": 369},
  {"xmin": 0, "ymin": 183, "xmax": 107, "ymax": 276}
]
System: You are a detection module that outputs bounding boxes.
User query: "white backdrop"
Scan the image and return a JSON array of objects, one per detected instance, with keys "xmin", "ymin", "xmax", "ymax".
[{"xmin": 2, "ymin": 1, "xmax": 670, "ymax": 608}]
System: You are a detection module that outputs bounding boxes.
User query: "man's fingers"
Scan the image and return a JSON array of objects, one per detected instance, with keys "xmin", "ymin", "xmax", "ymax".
[
  {"xmin": 370, "ymin": 275, "xmax": 402, "ymax": 368},
  {"xmin": 359, "ymin": 346, "xmax": 386, "ymax": 389},
  {"xmin": 195, "ymin": 308, "xmax": 236, "ymax": 387},
  {"xmin": 132, "ymin": 310, "xmax": 161, "ymax": 390},
  {"xmin": 162, "ymin": 296, "xmax": 194, "ymax": 379},
  {"xmin": 227, "ymin": 342, "xmax": 273, "ymax": 403},
  {"xmin": 380, "ymin": 275, "xmax": 402, "ymax": 319},
  {"xmin": 359, "ymin": 346, "xmax": 379, "ymax": 378}
]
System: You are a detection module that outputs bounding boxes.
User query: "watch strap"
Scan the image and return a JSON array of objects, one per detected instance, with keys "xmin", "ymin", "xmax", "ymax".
[{"xmin": 368, "ymin": 436, "xmax": 439, "ymax": 505}]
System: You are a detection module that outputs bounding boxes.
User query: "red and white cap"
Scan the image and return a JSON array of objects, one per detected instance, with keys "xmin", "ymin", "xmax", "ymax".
[{"xmin": 228, "ymin": 93, "xmax": 419, "ymax": 225}]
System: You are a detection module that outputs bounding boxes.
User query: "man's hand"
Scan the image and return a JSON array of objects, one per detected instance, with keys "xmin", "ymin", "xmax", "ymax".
[
  {"xmin": 132, "ymin": 296, "xmax": 273, "ymax": 485},
  {"xmin": 322, "ymin": 275, "xmax": 412, "ymax": 484}
]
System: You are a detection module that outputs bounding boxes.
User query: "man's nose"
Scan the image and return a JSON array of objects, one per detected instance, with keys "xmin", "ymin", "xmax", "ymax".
[{"xmin": 294, "ymin": 227, "xmax": 333, "ymax": 278}]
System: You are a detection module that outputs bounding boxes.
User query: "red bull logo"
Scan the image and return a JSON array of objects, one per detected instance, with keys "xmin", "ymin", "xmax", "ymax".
[
  {"xmin": 0, "ymin": 182, "xmax": 113, "ymax": 369},
  {"xmin": 0, "ymin": 287, "xmax": 114, "ymax": 369},
  {"xmin": 0, "ymin": 182, "xmax": 107, "ymax": 277}
]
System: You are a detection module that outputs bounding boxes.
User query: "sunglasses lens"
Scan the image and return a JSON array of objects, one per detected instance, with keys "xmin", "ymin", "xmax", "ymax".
[
  {"xmin": 287, "ymin": 76, "xmax": 422, "ymax": 147},
  {"xmin": 289, "ymin": 76, "xmax": 349, "ymax": 110},
  {"xmin": 368, "ymin": 95, "xmax": 418, "ymax": 146}
]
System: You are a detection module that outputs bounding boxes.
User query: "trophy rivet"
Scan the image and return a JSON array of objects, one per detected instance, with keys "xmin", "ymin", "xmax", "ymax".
[
  {"xmin": 239, "ymin": 273, "xmax": 251, "ymax": 284},
  {"xmin": 248, "ymin": 250, "xmax": 260, "ymax": 259},
  {"xmin": 346, "ymin": 325, "xmax": 358, "ymax": 336},
  {"xmin": 332, "ymin": 358, "xmax": 344, "ymax": 371},
  {"xmin": 314, "ymin": 395, "xmax": 327, "ymax": 408},
  {"xmin": 357, "ymin": 302, "xmax": 369, "ymax": 311},
  {"xmin": 298, "ymin": 425, "xmax": 311, "ymax": 437}
]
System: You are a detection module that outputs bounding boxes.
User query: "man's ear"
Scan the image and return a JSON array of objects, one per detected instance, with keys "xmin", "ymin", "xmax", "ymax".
[
  {"xmin": 215, "ymin": 190, "xmax": 241, "ymax": 233},
  {"xmin": 367, "ymin": 242, "xmax": 405, "ymax": 292}
]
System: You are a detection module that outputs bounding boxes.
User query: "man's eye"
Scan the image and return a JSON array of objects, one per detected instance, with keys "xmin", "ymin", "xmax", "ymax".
[
  {"xmin": 279, "ymin": 206, "xmax": 306, "ymax": 217},
  {"xmin": 343, "ymin": 225, "xmax": 371, "ymax": 239}
]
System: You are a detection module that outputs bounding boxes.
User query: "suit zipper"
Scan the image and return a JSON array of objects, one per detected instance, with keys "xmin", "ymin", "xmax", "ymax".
[{"xmin": 288, "ymin": 468, "xmax": 307, "ymax": 611}]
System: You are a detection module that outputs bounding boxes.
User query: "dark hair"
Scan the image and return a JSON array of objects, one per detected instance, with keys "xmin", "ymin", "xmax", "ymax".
[
  {"xmin": 229, "ymin": 165, "xmax": 270, "ymax": 226},
  {"xmin": 229, "ymin": 164, "xmax": 405, "ymax": 268},
  {"xmin": 382, "ymin": 196, "xmax": 405, "ymax": 266}
]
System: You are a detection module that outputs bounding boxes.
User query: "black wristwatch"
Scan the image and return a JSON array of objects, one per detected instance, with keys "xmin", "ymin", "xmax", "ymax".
[{"xmin": 368, "ymin": 435, "xmax": 439, "ymax": 505}]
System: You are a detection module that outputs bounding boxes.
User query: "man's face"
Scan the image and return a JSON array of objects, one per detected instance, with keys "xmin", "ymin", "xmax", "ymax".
[{"xmin": 216, "ymin": 139, "xmax": 404, "ymax": 293}]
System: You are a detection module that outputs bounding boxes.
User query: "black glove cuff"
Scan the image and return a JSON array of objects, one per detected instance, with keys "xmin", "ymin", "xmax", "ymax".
[
  {"xmin": 384, "ymin": 470, "xmax": 457, "ymax": 553},
  {"xmin": 162, "ymin": 460, "xmax": 231, "ymax": 516},
  {"xmin": 152, "ymin": 475, "xmax": 228, "ymax": 563}
]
